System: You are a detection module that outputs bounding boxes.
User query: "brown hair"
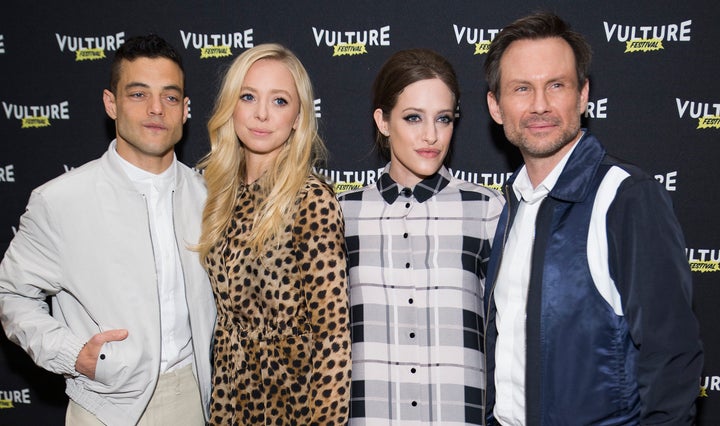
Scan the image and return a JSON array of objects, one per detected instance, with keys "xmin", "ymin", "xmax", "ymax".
[{"xmin": 485, "ymin": 12, "xmax": 592, "ymax": 98}]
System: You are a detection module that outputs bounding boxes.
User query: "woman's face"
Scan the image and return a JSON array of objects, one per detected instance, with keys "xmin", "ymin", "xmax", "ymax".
[
  {"xmin": 233, "ymin": 58, "xmax": 300, "ymax": 173},
  {"xmin": 374, "ymin": 78, "xmax": 455, "ymax": 188}
]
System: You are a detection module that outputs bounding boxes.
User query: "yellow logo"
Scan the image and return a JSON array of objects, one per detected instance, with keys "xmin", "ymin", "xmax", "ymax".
[
  {"xmin": 0, "ymin": 399, "xmax": 13, "ymax": 409},
  {"xmin": 333, "ymin": 43, "xmax": 367, "ymax": 57},
  {"xmin": 482, "ymin": 183, "xmax": 502, "ymax": 192},
  {"xmin": 200, "ymin": 45, "xmax": 232, "ymax": 59},
  {"xmin": 689, "ymin": 260, "xmax": 720, "ymax": 273},
  {"xmin": 474, "ymin": 41, "xmax": 491, "ymax": 55},
  {"xmin": 697, "ymin": 115, "xmax": 720, "ymax": 129},
  {"xmin": 334, "ymin": 182, "xmax": 364, "ymax": 193},
  {"xmin": 700, "ymin": 386, "xmax": 708, "ymax": 398},
  {"xmin": 625, "ymin": 38, "xmax": 663, "ymax": 53},
  {"xmin": 75, "ymin": 48, "xmax": 106, "ymax": 61},
  {"xmin": 21, "ymin": 116, "xmax": 51, "ymax": 128}
]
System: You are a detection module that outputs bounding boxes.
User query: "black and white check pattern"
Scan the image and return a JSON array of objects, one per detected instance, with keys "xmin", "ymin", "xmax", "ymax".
[{"xmin": 338, "ymin": 165, "xmax": 504, "ymax": 425}]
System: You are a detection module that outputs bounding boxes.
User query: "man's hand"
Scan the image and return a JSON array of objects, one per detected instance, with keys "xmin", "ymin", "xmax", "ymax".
[{"xmin": 74, "ymin": 329, "xmax": 129, "ymax": 379}]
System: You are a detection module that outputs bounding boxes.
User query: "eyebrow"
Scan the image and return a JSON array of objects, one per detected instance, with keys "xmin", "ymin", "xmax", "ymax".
[
  {"xmin": 401, "ymin": 107, "xmax": 454, "ymax": 114},
  {"xmin": 240, "ymin": 85, "xmax": 293, "ymax": 98},
  {"xmin": 124, "ymin": 81, "xmax": 183, "ymax": 93}
]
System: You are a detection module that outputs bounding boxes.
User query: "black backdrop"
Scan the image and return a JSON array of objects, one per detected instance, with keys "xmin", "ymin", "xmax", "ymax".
[{"xmin": 1, "ymin": 1, "xmax": 719, "ymax": 424}]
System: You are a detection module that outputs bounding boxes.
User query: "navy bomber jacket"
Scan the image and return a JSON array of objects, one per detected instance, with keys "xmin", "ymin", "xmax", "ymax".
[{"xmin": 483, "ymin": 132, "xmax": 703, "ymax": 425}]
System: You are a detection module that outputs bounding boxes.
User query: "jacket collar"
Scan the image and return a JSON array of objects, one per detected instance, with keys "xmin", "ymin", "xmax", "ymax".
[
  {"xmin": 505, "ymin": 130, "xmax": 606, "ymax": 204},
  {"xmin": 102, "ymin": 139, "xmax": 186, "ymax": 192}
]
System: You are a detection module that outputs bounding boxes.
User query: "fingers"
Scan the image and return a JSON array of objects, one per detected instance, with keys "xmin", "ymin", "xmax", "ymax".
[
  {"xmin": 75, "ymin": 329, "xmax": 129, "ymax": 379},
  {"xmin": 99, "ymin": 329, "xmax": 129, "ymax": 343}
]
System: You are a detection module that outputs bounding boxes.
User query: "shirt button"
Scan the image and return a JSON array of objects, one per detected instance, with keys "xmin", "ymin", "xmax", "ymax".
[
  {"xmin": 409, "ymin": 332, "xmax": 415, "ymax": 338},
  {"xmin": 403, "ymin": 232, "xmax": 408, "ymax": 238},
  {"xmin": 405, "ymin": 202, "xmax": 411, "ymax": 208},
  {"xmin": 99, "ymin": 354, "xmax": 106, "ymax": 360},
  {"xmin": 405, "ymin": 263, "xmax": 410, "ymax": 268},
  {"xmin": 410, "ymin": 367, "xmax": 416, "ymax": 374},
  {"xmin": 408, "ymin": 298, "xmax": 413, "ymax": 304},
  {"xmin": 411, "ymin": 401, "xmax": 418, "ymax": 407}
]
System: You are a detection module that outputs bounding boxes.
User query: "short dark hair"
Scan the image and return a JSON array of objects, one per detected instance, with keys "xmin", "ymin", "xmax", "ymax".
[
  {"xmin": 372, "ymin": 48, "xmax": 460, "ymax": 159},
  {"xmin": 485, "ymin": 12, "xmax": 592, "ymax": 97},
  {"xmin": 109, "ymin": 34, "xmax": 184, "ymax": 94}
]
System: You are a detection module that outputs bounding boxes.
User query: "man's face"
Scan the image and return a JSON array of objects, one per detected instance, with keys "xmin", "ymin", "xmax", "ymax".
[
  {"xmin": 103, "ymin": 57, "xmax": 188, "ymax": 173},
  {"xmin": 487, "ymin": 37, "xmax": 588, "ymax": 162}
]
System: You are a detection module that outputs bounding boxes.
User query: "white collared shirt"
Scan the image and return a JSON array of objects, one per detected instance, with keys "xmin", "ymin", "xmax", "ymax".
[
  {"xmin": 493, "ymin": 138, "xmax": 581, "ymax": 425},
  {"xmin": 111, "ymin": 144, "xmax": 193, "ymax": 373}
]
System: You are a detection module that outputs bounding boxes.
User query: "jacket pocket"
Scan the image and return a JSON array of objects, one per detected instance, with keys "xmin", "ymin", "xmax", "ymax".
[{"xmin": 92, "ymin": 339, "xmax": 130, "ymax": 386}]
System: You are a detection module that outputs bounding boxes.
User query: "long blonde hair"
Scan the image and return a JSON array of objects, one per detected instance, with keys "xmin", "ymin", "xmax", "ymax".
[{"xmin": 196, "ymin": 43, "xmax": 326, "ymax": 261}]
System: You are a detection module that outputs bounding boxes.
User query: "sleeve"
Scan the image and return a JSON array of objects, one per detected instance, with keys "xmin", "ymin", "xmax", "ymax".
[
  {"xmin": 607, "ymin": 177, "xmax": 703, "ymax": 425},
  {"xmin": 294, "ymin": 181, "xmax": 351, "ymax": 426},
  {"xmin": 0, "ymin": 191, "xmax": 85, "ymax": 376}
]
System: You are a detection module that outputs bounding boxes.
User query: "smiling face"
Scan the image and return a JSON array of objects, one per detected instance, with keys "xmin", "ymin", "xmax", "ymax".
[
  {"xmin": 375, "ymin": 78, "xmax": 455, "ymax": 188},
  {"xmin": 232, "ymin": 58, "xmax": 300, "ymax": 181},
  {"xmin": 103, "ymin": 57, "xmax": 188, "ymax": 174},
  {"xmin": 487, "ymin": 37, "xmax": 588, "ymax": 165}
]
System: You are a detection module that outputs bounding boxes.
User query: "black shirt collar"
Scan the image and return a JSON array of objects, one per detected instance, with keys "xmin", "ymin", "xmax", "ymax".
[{"xmin": 377, "ymin": 167, "xmax": 450, "ymax": 204}]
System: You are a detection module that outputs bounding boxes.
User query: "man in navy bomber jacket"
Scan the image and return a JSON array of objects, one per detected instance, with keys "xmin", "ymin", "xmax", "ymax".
[{"xmin": 482, "ymin": 12, "xmax": 703, "ymax": 425}]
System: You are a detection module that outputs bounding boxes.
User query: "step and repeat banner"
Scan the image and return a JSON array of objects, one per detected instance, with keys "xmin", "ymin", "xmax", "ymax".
[{"xmin": 1, "ymin": 0, "xmax": 718, "ymax": 424}]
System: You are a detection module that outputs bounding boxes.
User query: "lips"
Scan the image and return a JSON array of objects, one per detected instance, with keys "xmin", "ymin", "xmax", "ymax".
[
  {"xmin": 524, "ymin": 118, "xmax": 559, "ymax": 131},
  {"xmin": 249, "ymin": 127, "xmax": 271, "ymax": 136},
  {"xmin": 143, "ymin": 121, "xmax": 167, "ymax": 131},
  {"xmin": 416, "ymin": 149, "xmax": 441, "ymax": 158}
]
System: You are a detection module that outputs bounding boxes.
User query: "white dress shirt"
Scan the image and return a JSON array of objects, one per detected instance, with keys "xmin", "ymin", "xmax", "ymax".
[
  {"xmin": 112, "ymin": 146, "xmax": 193, "ymax": 373},
  {"xmin": 493, "ymin": 139, "xmax": 581, "ymax": 425}
]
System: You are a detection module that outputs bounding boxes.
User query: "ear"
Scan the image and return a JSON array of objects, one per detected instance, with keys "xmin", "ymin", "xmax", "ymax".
[
  {"xmin": 183, "ymin": 96, "xmax": 190, "ymax": 124},
  {"xmin": 373, "ymin": 108, "xmax": 388, "ymax": 136},
  {"xmin": 487, "ymin": 91, "xmax": 503, "ymax": 125},
  {"xmin": 103, "ymin": 89, "xmax": 117, "ymax": 120},
  {"xmin": 578, "ymin": 79, "xmax": 590, "ymax": 115},
  {"xmin": 292, "ymin": 111, "xmax": 300, "ymax": 130}
]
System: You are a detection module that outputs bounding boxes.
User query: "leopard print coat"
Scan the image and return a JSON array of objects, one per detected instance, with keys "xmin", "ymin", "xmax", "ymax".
[{"xmin": 204, "ymin": 174, "xmax": 351, "ymax": 425}]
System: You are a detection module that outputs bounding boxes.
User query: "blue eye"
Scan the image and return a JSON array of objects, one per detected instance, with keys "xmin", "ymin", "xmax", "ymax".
[
  {"xmin": 240, "ymin": 93, "xmax": 254, "ymax": 102},
  {"xmin": 437, "ymin": 115, "xmax": 453, "ymax": 124},
  {"xmin": 274, "ymin": 98, "xmax": 288, "ymax": 106},
  {"xmin": 403, "ymin": 114, "xmax": 421, "ymax": 122}
]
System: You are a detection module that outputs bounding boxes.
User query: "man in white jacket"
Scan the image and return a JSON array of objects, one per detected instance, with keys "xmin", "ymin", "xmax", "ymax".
[{"xmin": 0, "ymin": 34, "xmax": 216, "ymax": 426}]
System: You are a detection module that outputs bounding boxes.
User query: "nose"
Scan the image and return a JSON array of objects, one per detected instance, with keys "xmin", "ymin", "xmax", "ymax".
[
  {"xmin": 530, "ymin": 90, "xmax": 551, "ymax": 114},
  {"xmin": 254, "ymin": 101, "xmax": 268, "ymax": 121},
  {"xmin": 423, "ymin": 122, "xmax": 438, "ymax": 144},
  {"xmin": 148, "ymin": 95, "xmax": 164, "ymax": 116}
]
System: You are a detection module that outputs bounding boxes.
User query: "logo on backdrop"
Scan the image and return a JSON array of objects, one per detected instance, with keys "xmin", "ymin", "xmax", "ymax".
[
  {"xmin": 585, "ymin": 98, "xmax": 608, "ymax": 119},
  {"xmin": 452, "ymin": 24, "xmax": 500, "ymax": 55},
  {"xmin": 315, "ymin": 167, "xmax": 385, "ymax": 192},
  {"xmin": 0, "ymin": 164, "xmax": 14, "ymax": 183},
  {"xmin": 55, "ymin": 32, "xmax": 125, "ymax": 61},
  {"xmin": 312, "ymin": 26, "xmax": 390, "ymax": 57},
  {"xmin": 603, "ymin": 20, "xmax": 691, "ymax": 53},
  {"xmin": 686, "ymin": 248, "xmax": 719, "ymax": 273},
  {"xmin": 0, "ymin": 388, "xmax": 31, "ymax": 409},
  {"xmin": 449, "ymin": 169, "xmax": 514, "ymax": 192},
  {"xmin": 0, "ymin": 34, "xmax": 5, "ymax": 54},
  {"xmin": 179, "ymin": 29, "xmax": 254, "ymax": 59},
  {"xmin": 700, "ymin": 376, "xmax": 720, "ymax": 397},
  {"xmin": 314, "ymin": 99, "xmax": 321, "ymax": 118},
  {"xmin": 2, "ymin": 100, "xmax": 70, "ymax": 128},
  {"xmin": 676, "ymin": 98, "xmax": 720, "ymax": 129},
  {"xmin": 653, "ymin": 170, "xmax": 678, "ymax": 192}
]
